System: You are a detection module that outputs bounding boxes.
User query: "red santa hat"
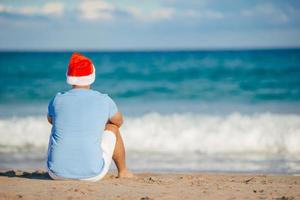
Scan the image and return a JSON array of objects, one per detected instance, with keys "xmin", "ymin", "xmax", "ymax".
[{"xmin": 66, "ymin": 52, "xmax": 96, "ymax": 86}]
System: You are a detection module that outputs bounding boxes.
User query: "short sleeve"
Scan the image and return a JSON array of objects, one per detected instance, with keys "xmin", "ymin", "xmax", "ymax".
[
  {"xmin": 107, "ymin": 95, "xmax": 118, "ymax": 119},
  {"xmin": 48, "ymin": 96, "xmax": 56, "ymax": 118}
]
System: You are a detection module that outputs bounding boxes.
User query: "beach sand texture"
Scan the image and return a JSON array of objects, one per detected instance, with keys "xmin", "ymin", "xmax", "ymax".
[{"xmin": 0, "ymin": 170, "xmax": 299, "ymax": 200}]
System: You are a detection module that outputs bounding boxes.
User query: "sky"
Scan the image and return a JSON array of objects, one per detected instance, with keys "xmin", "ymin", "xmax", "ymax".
[{"xmin": 0, "ymin": 0, "xmax": 300, "ymax": 50}]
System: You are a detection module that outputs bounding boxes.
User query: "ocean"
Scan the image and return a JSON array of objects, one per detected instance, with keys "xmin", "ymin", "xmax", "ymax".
[{"xmin": 0, "ymin": 49, "xmax": 300, "ymax": 174}]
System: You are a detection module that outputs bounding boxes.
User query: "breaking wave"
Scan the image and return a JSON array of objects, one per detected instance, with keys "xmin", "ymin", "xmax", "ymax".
[{"xmin": 0, "ymin": 112, "xmax": 300, "ymax": 156}]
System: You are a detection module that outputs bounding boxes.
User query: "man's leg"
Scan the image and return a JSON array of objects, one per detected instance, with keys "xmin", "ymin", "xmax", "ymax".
[{"xmin": 105, "ymin": 123, "xmax": 134, "ymax": 178}]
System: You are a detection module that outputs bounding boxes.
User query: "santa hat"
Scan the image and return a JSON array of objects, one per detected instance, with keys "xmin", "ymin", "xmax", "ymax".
[{"xmin": 66, "ymin": 52, "xmax": 96, "ymax": 86}]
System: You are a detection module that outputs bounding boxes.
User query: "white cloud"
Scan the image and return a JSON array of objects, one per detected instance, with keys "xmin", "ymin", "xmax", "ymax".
[
  {"xmin": 184, "ymin": 9, "xmax": 224, "ymax": 19},
  {"xmin": 127, "ymin": 7, "xmax": 175, "ymax": 22},
  {"xmin": 152, "ymin": 8, "xmax": 175, "ymax": 20},
  {"xmin": 127, "ymin": 6, "xmax": 223, "ymax": 22},
  {"xmin": 241, "ymin": 3, "xmax": 289, "ymax": 24},
  {"xmin": 1, "ymin": 1, "xmax": 223, "ymax": 23},
  {"xmin": 0, "ymin": 4, "xmax": 5, "ymax": 12},
  {"xmin": 79, "ymin": 1, "xmax": 115, "ymax": 21},
  {"xmin": 41, "ymin": 2, "xmax": 64, "ymax": 16},
  {"xmin": 0, "ymin": 2, "xmax": 64, "ymax": 17}
]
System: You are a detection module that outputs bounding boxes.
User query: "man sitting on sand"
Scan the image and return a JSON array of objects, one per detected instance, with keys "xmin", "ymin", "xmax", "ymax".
[{"xmin": 46, "ymin": 52, "xmax": 133, "ymax": 181}]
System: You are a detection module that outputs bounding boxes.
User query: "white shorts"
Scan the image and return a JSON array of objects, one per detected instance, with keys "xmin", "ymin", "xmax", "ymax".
[{"xmin": 47, "ymin": 130, "xmax": 116, "ymax": 182}]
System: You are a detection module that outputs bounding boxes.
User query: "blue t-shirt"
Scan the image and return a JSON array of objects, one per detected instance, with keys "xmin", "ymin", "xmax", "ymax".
[{"xmin": 47, "ymin": 88, "xmax": 118, "ymax": 179}]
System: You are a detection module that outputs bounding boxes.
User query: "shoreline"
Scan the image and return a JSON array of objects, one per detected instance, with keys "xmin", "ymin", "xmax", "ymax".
[{"xmin": 0, "ymin": 170, "xmax": 299, "ymax": 200}]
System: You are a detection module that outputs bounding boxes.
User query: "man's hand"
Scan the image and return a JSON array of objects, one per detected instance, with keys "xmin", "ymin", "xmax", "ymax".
[
  {"xmin": 108, "ymin": 112, "xmax": 123, "ymax": 128},
  {"xmin": 47, "ymin": 115, "xmax": 52, "ymax": 125}
]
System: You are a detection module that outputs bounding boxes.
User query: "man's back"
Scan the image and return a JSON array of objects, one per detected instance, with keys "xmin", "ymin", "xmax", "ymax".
[{"xmin": 47, "ymin": 88, "xmax": 117, "ymax": 179}]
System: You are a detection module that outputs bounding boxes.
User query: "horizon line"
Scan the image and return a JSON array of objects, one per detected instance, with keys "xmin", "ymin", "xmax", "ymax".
[{"xmin": 0, "ymin": 46, "xmax": 300, "ymax": 52}]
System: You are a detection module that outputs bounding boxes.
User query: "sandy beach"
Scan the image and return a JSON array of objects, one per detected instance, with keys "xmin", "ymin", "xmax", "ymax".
[{"xmin": 0, "ymin": 170, "xmax": 299, "ymax": 200}]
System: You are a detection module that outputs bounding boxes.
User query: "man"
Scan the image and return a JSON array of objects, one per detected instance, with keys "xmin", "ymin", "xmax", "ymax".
[{"xmin": 46, "ymin": 52, "xmax": 133, "ymax": 181}]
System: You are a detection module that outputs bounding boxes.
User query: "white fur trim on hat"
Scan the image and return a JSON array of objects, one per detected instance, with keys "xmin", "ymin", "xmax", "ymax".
[
  {"xmin": 67, "ymin": 72, "xmax": 95, "ymax": 86},
  {"xmin": 66, "ymin": 65, "xmax": 96, "ymax": 86}
]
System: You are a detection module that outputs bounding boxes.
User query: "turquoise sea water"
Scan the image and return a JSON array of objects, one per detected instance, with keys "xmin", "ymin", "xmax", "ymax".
[
  {"xmin": 0, "ymin": 49, "xmax": 300, "ymax": 173},
  {"xmin": 0, "ymin": 49, "xmax": 300, "ymax": 104}
]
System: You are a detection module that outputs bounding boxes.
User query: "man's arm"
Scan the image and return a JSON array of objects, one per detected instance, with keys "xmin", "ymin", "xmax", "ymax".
[
  {"xmin": 108, "ymin": 111, "xmax": 123, "ymax": 128},
  {"xmin": 47, "ymin": 115, "xmax": 52, "ymax": 125}
]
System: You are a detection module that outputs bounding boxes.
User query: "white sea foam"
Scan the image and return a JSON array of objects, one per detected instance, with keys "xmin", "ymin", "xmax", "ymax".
[{"xmin": 0, "ymin": 113, "xmax": 300, "ymax": 156}]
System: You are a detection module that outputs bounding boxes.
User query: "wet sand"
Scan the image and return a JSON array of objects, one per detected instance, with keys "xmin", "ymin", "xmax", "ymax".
[{"xmin": 0, "ymin": 170, "xmax": 299, "ymax": 200}]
